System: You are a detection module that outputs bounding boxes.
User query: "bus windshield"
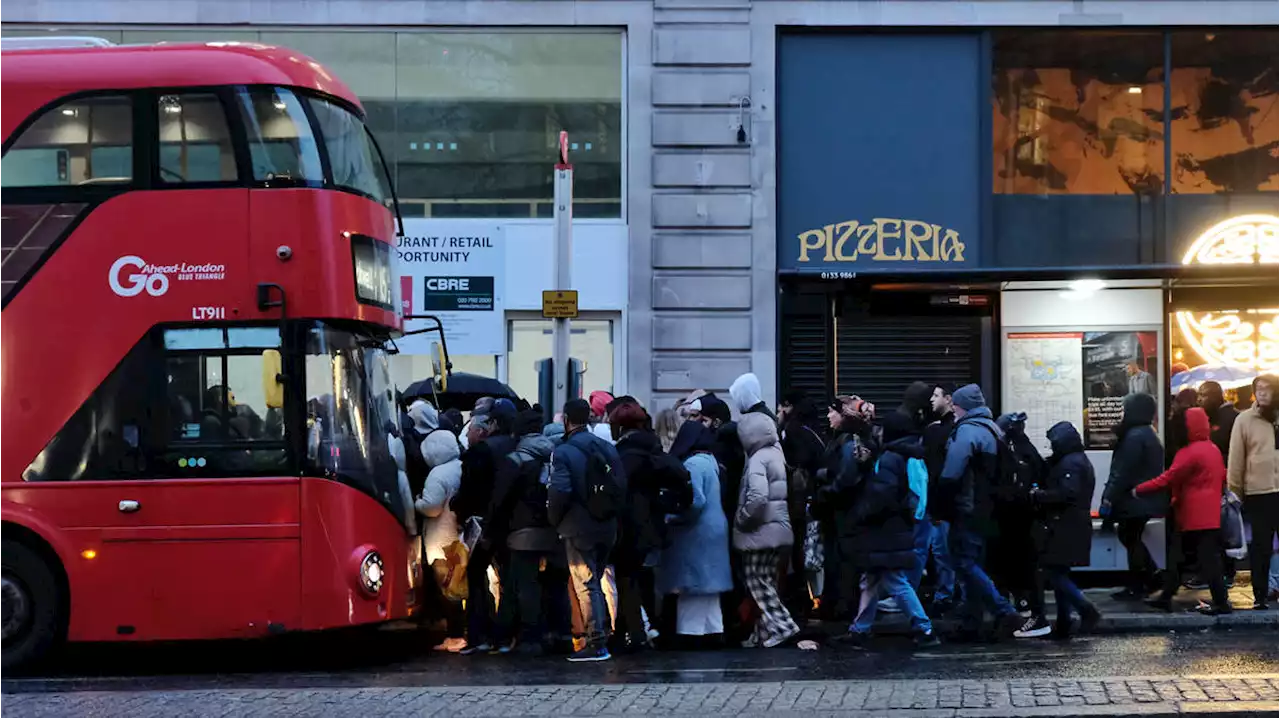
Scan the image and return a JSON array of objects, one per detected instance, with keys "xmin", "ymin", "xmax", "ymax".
[{"xmin": 304, "ymin": 322, "xmax": 407, "ymax": 527}]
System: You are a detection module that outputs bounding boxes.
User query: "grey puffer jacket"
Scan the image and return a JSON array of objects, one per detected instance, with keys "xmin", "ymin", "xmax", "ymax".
[{"xmin": 733, "ymin": 413, "xmax": 793, "ymax": 551}]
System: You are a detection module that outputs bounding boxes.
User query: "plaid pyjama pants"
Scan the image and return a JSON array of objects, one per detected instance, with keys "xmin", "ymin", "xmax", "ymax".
[{"xmin": 741, "ymin": 548, "xmax": 800, "ymax": 646}]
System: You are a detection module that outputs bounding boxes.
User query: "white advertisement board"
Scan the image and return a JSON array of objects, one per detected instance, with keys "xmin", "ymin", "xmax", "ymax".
[{"xmin": 395, "ymin": 220, "xmax": 505, "ymax": 356}]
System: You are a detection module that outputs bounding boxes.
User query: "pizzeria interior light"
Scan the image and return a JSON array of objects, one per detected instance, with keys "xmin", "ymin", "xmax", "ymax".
[{"xmin": 1176, "ymin": 214, "xmax": 1280, "ymax": 372}]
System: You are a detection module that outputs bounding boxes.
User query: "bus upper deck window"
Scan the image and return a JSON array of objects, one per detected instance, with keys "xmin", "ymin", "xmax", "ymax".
[
  {"xmin": 2, "ymin": 95, "xmax": 133, "ymax": 188},
  {"xmin": 234, "ymin": 87, "xmax": 323, "ymax": 184}
]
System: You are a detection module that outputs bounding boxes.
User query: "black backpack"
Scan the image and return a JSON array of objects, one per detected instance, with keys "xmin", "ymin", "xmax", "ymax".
[
  {"xmin": 650, "ymin": 451, "xmax": 694, "ymax": 516},
  {"xmin": 582, "ymin": 441, "xmax": 624, "ymax": 521},
  {"xmin": 507, "ymin": 447, "xmax": 552, "ymax": 527}
]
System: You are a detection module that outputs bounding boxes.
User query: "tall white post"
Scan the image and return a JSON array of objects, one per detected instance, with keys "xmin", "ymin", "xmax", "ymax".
[{"xmin": 551, "ymin": 132, "xmax": 573, "ymax": 414}]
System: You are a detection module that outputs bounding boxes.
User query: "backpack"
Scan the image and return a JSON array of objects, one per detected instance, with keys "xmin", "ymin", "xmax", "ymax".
[
  {"xmin": 650, "ymin": 450, "xmax": 694, "ymax": 516},
  {"xmin": 874, "ymin": 454, "xmax": 928, "ymax": 521},
  {"xmin": 969, "ymin": 421, "xmax": 1022, "ymax": 532},
  {"xmin": 582, "ymin": 440, "xmax": 624, "ymax": 521},
  {"xmin": 507, "ymin": 446, "xmax": 552, "ymax": 527}
]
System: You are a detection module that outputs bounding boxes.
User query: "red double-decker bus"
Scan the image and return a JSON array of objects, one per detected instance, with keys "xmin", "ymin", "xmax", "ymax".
[{"xmin": 1, "ymin": 40, "xmax": 424, "ymax": 669}]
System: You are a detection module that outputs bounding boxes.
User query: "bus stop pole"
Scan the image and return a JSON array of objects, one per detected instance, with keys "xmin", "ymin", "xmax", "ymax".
[{"xmin": 551, "ymin": 132, "xmax": 573, "ymax": 414}]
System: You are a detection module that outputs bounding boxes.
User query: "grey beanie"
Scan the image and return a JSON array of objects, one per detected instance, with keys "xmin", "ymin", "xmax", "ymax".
[{"xmin": 953, "ymin": 384, "xmax": 987, "ymax": 411}]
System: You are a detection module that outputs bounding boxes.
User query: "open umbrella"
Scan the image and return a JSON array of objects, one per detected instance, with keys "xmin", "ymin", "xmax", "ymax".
[
  {"xmin": 1170, "ymin": 364, "xmax": 1258, "ymax": 394},
  {"xmin": 401, "ymin": 373, "xmax": 519, "ymax": 412}
]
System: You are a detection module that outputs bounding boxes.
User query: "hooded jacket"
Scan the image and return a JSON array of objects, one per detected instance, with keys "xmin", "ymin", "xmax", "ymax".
[
  {"xmin": 839, "ymin": 430, "xmax": 923, "ymax": 571},
  {"xmin": 729, "ymin": 373, "xmax": 778, "ymax": 423},
  {"xmin": 1136, "ymin": 407, "xmax": 1225, "ymax": 531},
  {"xmin": 614, "ymin": 429, "xmax": 669, "ymax": 562},
  {"xmin": 415, "ymin": 429, "xmax": 463, "ymax": 562},
  {"xmin": 403, "ymin": 400, "xmax": 440, "ymax": 497},
  {"xmin": 490, "ymin": 433, "xmax": 559, "ymax": 551},
  {"xmin": 658, "ymin": 422, "xmax": 733, "ymax": 596},
  {"xmin": 937, "ymin": 400, "xmax": 1001, "ymax": 525},
  {"xmin": 1036, "ymin": 422, "xmax": 1095, "ymax": 567},
  {"xmin": 732, "ymin": 413, "xmax": 792, "ymax": 551},
  {"xmin": 548, "ymin": 426, "xmax": 625, "ymax": 546},
  {"xmin": 1103, "ymin": 393, "xmax": 1168, "ymax": 519},
  {"xmin": 1228, "ymin": 405, "xmax": 1279, "ymax": 497}
]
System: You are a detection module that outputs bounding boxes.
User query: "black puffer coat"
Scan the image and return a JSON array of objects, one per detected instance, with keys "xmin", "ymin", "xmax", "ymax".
[
  {"xmin": 1035, "ymin": 421, "xmax": 1096, "ymax": 568},
  {"xmin": 835, "ymin": 436, "xmax": 922, "ymax": 571},
  {"xmin": 1102, "ymin": 393, "xmax": 1168, "ymax": 519},
  {"xmin": 615, "ymin": 429, "xmax": 667, "ymax": 564}
]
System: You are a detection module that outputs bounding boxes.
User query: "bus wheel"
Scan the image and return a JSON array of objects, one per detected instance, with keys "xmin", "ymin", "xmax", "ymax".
[{"xmin": 1, "ymin": 539, "xmax": 63, "ymax": 671}]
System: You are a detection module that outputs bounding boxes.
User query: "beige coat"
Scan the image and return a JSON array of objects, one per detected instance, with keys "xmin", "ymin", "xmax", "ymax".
[{"xmin": 1228, "ymin": 407, "xmax": 1278, "ymax": 497}]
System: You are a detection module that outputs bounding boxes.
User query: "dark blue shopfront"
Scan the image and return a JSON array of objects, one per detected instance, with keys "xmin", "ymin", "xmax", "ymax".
[{"xmin": 776, "ymin": 29, "xmax": 1279, "ymax": 405}]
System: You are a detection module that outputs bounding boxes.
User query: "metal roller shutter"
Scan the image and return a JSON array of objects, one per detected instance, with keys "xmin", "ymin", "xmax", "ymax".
[
  {"xmin": 835, "ymin": 315, "xmax": 980, "ymax": 410},
  {"xmin": 781, "ymin": 312, "xmax": 830, "ymax": 403}
]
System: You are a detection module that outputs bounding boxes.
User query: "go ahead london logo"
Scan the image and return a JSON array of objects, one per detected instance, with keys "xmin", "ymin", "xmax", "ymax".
[{"xmin": 108, "ymin": 256, "xmax": 226, "ymax": 297}]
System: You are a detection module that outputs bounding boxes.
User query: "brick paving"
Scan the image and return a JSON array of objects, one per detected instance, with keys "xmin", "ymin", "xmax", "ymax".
[{"xmin": 2, "ymin": 675, "xmax": 1276, "ymax": 717}]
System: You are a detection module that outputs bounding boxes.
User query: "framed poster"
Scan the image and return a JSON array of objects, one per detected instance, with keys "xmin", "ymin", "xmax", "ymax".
[
  {"xmin": 1081, "ymin": 331, "xmax": 1159, "ymax": 449},
  {"xmin": 1006, "ymin": 333, "xmax": 1084, "ymax": 455}
]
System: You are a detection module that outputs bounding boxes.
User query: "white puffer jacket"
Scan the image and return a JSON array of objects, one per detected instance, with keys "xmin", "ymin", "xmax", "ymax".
[
  {"xmin": 415, "ymin": 429, "xmax": 463, "ymax": 562},
  {"xmin": 732, "ymin": 413, "xmax": 792, "ymax": 551}
]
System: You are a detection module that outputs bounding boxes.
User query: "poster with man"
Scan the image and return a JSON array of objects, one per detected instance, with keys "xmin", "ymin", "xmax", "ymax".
[{"xmin": 1081, "ymin": 331, "xmax": 1158, "ymax": 449}]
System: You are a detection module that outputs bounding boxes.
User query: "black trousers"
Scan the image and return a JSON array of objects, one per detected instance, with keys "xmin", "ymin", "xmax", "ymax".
[
  {"xmin": 614, "ymin": 559, "xmax": 654, "ymax": 645},
  {"xmin": 1160, "ymin": 529, "xmax": 1228, "ymax": 606},
  {"xmin": 495, "ymin": 550, "xmax": 553, "ymax": 646},
  {"xmin": 1243, "ymin": 493, "xmax": 1279, "ymax": 603},
  {"xmin": 466, "ymin": 542, "xmax": 498, "ymax": 645},
  {"xmin": 1116, "ymin": 517, "xmax": 1157, "ymax": 593}
]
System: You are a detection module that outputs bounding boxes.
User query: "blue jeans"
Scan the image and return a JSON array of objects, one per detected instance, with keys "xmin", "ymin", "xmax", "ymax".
[
  {"xmin": 566, "ymin": 539, "xmax": 613, "ymax": 649},
  {"xmin": 1043, "ymin": 566, "xmax": 1091, "ymax": 624},
  {"xmin": 928, "ymin": 520, "xmax": 958, "ymax": 601},
  {"xmin": 851, "ymin": 569, "xmax": 933, "ymax": 636},
  {"xmin": 909, "ymin": 519, "xmax": 931, "ymax": 588},
  {"xmin": 949, "ymin": 527, "xmax": 1015, "ymax": 628}
]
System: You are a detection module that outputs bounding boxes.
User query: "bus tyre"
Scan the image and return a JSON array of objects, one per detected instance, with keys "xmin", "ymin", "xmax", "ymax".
[{"xmin": 2, "ymin": 539, "xmax": 63, "ymax": 671}]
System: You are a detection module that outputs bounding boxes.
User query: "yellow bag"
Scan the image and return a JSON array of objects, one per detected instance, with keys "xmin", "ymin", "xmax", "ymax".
[{"xmin": 432, "ymin": 540, "xmax": 470, "ymax": 602}]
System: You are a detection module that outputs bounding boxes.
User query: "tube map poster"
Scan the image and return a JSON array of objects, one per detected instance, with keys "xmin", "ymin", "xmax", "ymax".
[{"xmin": 1006, "ymin": 333, "xmax": 1084, "ymax": 456}]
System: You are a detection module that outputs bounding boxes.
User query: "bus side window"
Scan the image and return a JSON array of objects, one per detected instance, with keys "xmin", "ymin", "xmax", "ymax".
[
  {"xmin": 2, "ymin": 95, "xmax": 133, "ymax": 188},
  {"xmin": 157, "ymin": 93, "xmax": 236, "ymax": 183}
]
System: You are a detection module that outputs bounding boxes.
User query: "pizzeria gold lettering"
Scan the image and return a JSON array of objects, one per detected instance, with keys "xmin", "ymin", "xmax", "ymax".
[{"xmin": 795, "ymin": 218, "xmax": 965, "ymax": 263}]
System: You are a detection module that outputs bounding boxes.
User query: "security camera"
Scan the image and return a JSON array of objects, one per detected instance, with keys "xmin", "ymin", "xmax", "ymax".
[{"xmin": 276, "ymin": 245, "xmax": 293, "ymax": 262}]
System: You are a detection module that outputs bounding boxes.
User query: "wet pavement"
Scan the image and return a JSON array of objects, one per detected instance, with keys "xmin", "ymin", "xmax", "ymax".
[
  {"xmin": 4, "ymin": 626, "xmax": 1275, "ymax": 693},
  {"xmin": 4, "ymin": 623, "xmax": 1276, "ymax": 717}
]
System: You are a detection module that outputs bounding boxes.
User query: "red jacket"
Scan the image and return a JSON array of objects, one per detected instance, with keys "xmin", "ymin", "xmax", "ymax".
[{"xmin": 1135, "ymin": 408, "xmax": 1225, "ymax": 531}]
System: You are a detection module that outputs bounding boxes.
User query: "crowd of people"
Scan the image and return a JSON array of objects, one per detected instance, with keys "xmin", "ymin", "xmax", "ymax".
[{"xmin": 393, "ymin": 371, "xmax": 1280, "ymax": 663}]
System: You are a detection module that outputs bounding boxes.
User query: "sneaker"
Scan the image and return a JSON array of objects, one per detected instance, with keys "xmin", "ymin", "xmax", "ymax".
[
  {"xmin": 458, "ymin": 642, "xmax": 492, "ymax": 656},
  {"xmin": 763, "ymin": 625, "xmax": 800, "ymax": 649},
  {"xmin": 1252, "ymin": 601, "xmax": 1271, "ymax": 611},
  {"xmin": 1191, "ymin": 602, "xmax": 1233, "ymax": 616},
  {"xmin": 1111, "ymin": 588, "xmax": 1146, "ymax": 602},
  {"xmin": 913, "ymin": 631, "xmax": 942, "ymax": 649},
  {"xmin": 490, "ymin": 642, "xmax": 514, "ymax": 655},
  {"xmin": 1013, "ymin": 615, "xmax": 1053, "ymax": 639},
  {"xmin": 1183, "ymin": 579, "xmax": 1209, "ymax": 590},
  {"xmin": 740, "ymin": 633, "xmax": 760, "ymax": 649},
  {"xmin": 567, "ymin": 646, "xmax": 611, "ymax": 663},
  {"xmin": 876, "ymin": 597, "xmax": 902, "ymax": 614}
]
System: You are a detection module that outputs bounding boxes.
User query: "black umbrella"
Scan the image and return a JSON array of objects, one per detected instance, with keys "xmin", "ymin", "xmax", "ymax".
[{"xmin": 401, "ymin": 372, "xmax": 519, "ymax": 412}]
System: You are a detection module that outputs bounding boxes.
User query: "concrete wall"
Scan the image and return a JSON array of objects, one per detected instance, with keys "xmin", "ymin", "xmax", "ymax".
[{"xmin": 6, "ymin": 0, "xmax": 1276, "ymax": 413}]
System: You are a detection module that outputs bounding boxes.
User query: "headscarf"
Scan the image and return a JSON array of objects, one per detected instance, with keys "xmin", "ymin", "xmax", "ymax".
[
  {"xmin": 589, "ymin": 391, "xmax": 614, "ymax": 418},
  {"xmin": 670, "ymin": 419, "xmax": 716, "ymax": 461}
]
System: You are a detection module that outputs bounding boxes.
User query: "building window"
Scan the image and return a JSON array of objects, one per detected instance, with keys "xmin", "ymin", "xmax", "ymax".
[
  {"xmin": 507, "ymin": 318, "xmax": 615, "ymax": 404},
  {"xmin": 1, "ymin": 94, "xmax": 133, "ymax": 188},
  {"xmin": 158, "ymin": 93, "xmax": 236, "ymax": 183},
  {"xmin": 390, "ymin": 32, "xmax": 623, "ymax": 219},
  {"xmin": 1170, "ymin": 30, "xmax": 1279, "ymax": 194},
  {"xmin": 992, "ymin": 31, "xmax": 1165, "ymax": 195}
]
